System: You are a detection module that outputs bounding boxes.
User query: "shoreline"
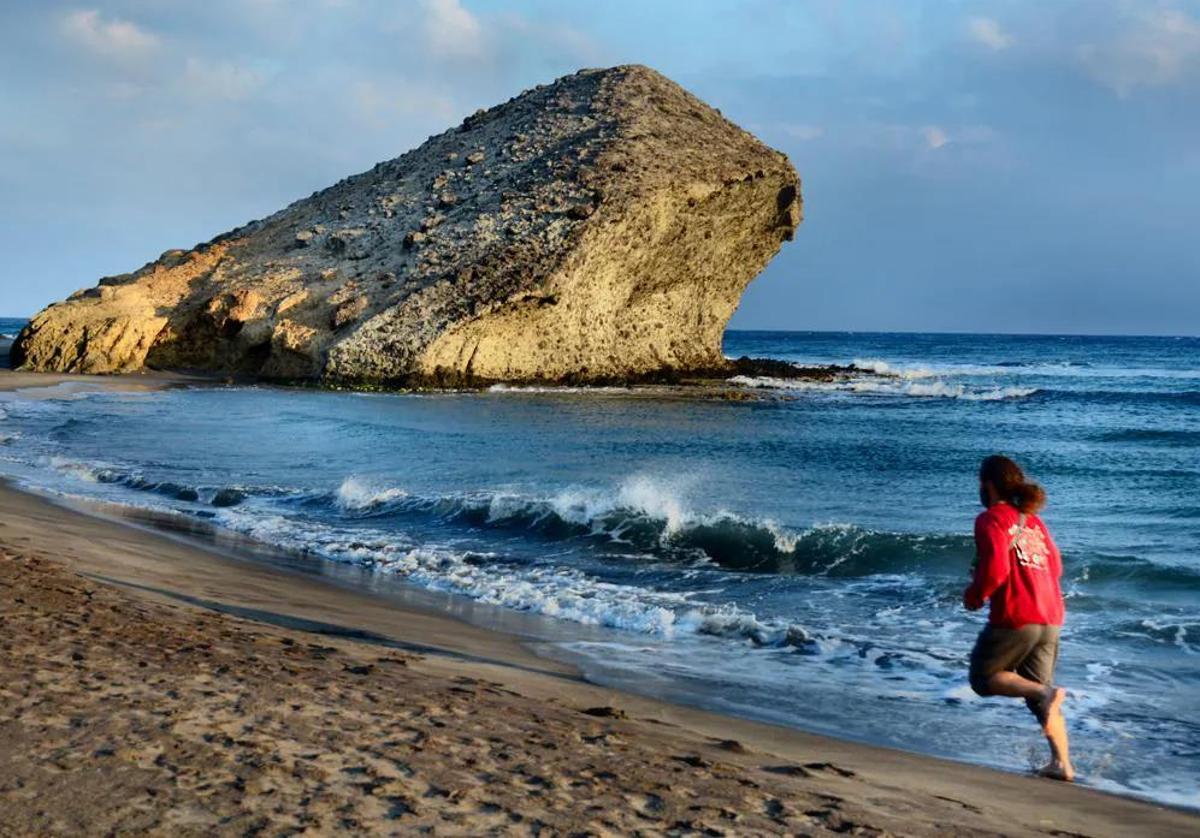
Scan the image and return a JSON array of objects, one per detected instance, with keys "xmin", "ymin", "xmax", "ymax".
[
  {"xmin": 0, "ymin": 367, "xmax": 218, "ymax": 395},
  {"xmin": 1, "ymin": 483, "xmax": 1197, "ymax": 833},
  {"xmin": 1, "ymin": 334, "xmax": 851, "ymax": 396},
  {"xmin": 2, "ymin": 370, "xmax": 1197, "ymax": 834}
]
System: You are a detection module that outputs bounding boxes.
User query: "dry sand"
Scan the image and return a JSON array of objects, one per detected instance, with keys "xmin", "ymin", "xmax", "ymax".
[{"xmin": 0, "ymin": 373, "xmax": 1197, "ymax": 836}]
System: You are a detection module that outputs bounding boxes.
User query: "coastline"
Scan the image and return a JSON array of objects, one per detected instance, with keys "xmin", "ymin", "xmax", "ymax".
[
  {"xmin": 0, "ymin": 387, "xmax": 1195, "ymax": 835},
  {"xmin": 0, "ymin": 367, "xmax": 217, "ymax": 395}
]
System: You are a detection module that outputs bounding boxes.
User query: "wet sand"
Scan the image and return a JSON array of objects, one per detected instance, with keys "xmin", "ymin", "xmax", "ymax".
[
  {"xmin": 1, "ymin": 373, "xmax": 1197, "ymax": 835},
  {"xmin": 0, "ymin": 367, "xmax": 214, "ymax": 394}
]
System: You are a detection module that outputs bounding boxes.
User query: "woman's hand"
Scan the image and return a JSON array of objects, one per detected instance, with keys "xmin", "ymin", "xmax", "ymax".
[{"xmin": 963, "ymin": 586, "xmax": 984, "ymax": 611}]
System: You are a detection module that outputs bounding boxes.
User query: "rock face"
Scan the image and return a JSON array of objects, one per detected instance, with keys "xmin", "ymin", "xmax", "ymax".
[{"xmin": 14, "ymin": 65, "xmax": 802, "ymax": 385}]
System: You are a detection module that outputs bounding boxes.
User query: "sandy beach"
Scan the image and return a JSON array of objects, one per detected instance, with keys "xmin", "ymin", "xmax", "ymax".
[{"xmin": 0, "ymin": 376, "xmax": 1195, "ymax": 836}]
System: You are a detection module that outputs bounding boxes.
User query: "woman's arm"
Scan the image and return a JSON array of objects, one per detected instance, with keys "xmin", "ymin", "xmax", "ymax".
[{"xmin": 964, "ymin": 515, "xmax": 1011, "ymax": 610}]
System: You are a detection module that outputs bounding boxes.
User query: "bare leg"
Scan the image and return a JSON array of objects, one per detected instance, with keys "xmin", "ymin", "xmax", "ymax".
[
  {"xmin": 984, "ymin": 673, "xmax": 1075, "ymax": 782},
  {"xmin": 1036, "ymin": 691, "xmax": 1075, "ymax": 777},
  {"xmin": 984, "ymin": 670, "xmax": 1048, "ymax": 701},
  {"xmin": 1039, "ymin": 696, "xmax": 1074, "ymax": 782}
]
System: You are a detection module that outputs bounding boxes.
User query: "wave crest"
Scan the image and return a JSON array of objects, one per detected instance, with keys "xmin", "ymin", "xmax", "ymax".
[
  {"xmin": 730, "ymin": 375, "xmax": 1038, "ymax": 401},
  {"xmin": 335, "ymin": 476, "xmax": 409, "ymax": 511},
  {"xmin": 851, "ymin": 358, "xmax": 939, "ymax": 379},
  {"xmin": 308, "ymin": 475, "xmax": 976, "ymax": 578},
  {"xmin": 209, "ymin": 505, "xmax": 823, "ymax": 646}
]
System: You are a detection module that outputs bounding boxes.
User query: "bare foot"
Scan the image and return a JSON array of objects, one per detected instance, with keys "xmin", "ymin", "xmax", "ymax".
[{"xmin": 1037, "ymin": 760, "xmax": 1075, "ymax": 782}]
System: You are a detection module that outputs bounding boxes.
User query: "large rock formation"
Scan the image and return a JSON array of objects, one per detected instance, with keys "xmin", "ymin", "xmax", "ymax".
[{"xmin": 14, "ymin": 65, "xmax": 801, "ymax": 386}]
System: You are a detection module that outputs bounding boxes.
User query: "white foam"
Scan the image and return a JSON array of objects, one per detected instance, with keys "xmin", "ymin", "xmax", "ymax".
[
  {"xmin": 49, "ymin": 455, "xmax": 102, "ymax": 483},
  {"xmin": 545, "ymin": 486, "xmax": 615, "ymax": 527},
  {"xmin": 1139, "ymin": 618, "xmax": 1198, "ymax": 655},
  {"xmin": 851, "ymin": 358, "xmax": 939, "ymax": 379},
  {"xmin": 849, "ymin": 355, "xmax": 1200, "ymax": 382},
  {"xmin": 545, "ymin": 475, "xmax": 809, "ymax": 555},
  {"xmin": 206, "ymin": 473, "xmax": 836, "ymax": 644},
  {"xmin": 615, "ymin": 474, "xmax": 690, "ymax": 534},
  {"xmin": 484, "ymin": 491, "xmax": 542, "ymax": 523},
  {"xmin": 488, "ymin": 384, "xmax": 632, "ymax": 394},
  {"xmin": 334, "ymin": 476, "xmax": 408, "ymax": 511},
  {"xmin": 330, "ymin": 474, "xmax": 809, "ymax": 564},
  {"xmin": 675, "ymin": 605, "xmax": 808, "ymax": 646},
  {"xmin": 964, "ymin": 386, "xmax": 1039, "ymax": 401},
  {"xmin": 729, "ymin": 375, "xmax": 1037, "ymax": 401},
  {"xmin": 760, "ymin": 518, "xmax": 801, "ymax": 553},
  {"xmin": 530, "ymin": 475, "xmax": 696, "ymax": 536},
  {"xmin": 213, "ymin": 505, "xmax": 741, "ymax": 637},
  {"xmin": 1086, "ymin": 777, "xmax": 1200, "ymax": 812}
]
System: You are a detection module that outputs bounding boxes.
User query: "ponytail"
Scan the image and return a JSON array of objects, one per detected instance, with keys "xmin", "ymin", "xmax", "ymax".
[
  {"xmin": 1011, "ymin": 481, "xmax": 1046, "ymax": 515},
  {"xmin": 980, "ymin": 455, "xmax": 1046, "ymax": 515}
]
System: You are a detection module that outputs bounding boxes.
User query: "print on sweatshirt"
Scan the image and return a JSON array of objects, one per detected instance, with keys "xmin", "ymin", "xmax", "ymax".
[{"xmin": 1010, "ymin": 521, "xmax": 1050, "ymax": 571}]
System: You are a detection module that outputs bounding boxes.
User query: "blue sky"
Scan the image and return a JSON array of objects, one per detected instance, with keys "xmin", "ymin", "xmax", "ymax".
[{"xmin": 1, "ymin": 1, "xmax": 1197, "ymax": 334}]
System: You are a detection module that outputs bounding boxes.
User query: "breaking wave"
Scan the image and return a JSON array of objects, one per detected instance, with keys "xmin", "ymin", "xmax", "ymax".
[
  {"xmin": 847, "ymin": 357, "xmax": 1197, "ymax": 381},
  {"xmin": 45, "ymin": 456, "xmax": 261, "ymax": 507},
  {"xmin": 33, "ymin": 461, "xmax": 978, "ymax": 582},
  {"xmin": 730, "ymin": 375, "xmax": 1038, "ymax": 401},
  {"xmin": 335, "ymin": 475, "xmax": 409, "ymax": 510},
  {"xmin": 851, "ymin": 358, "xmax": 940, "ymax": 378},
  {"xmin": 215, "ymin": 500, "xmax": 821, "ymax": 644},
  {"xmin": 209, "ymin": 482, "xmax": 848, "ymax": 647},
  {"xmin": 310, "ymin": 476, "xmax": 975, "ymax": 578}
]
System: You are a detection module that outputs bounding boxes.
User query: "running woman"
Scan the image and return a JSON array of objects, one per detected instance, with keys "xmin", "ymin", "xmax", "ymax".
[{"xmin": 964, "ymin": 454, "xmax": 1074, "ymax": 782}]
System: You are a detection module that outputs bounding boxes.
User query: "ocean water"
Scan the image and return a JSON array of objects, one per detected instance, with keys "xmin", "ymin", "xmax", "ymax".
[
  {"xmin": 0, "ymin": 317, "xmax": 23, "ymax": 340},
  {"xmin": 1, "ymin": 325, "xmax": 1197, "ymax": 807}
]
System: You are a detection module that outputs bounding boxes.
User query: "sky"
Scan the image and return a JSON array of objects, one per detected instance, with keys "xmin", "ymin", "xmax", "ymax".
[{"xmin": 1, "ymin": 1, "xmax": 1198, "ymax": 335}]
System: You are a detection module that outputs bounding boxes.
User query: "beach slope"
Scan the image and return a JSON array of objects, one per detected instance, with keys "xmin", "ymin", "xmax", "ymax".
[{"xmin": 1, "ymin": 481, "xmax": 1195, "ymax": 836}]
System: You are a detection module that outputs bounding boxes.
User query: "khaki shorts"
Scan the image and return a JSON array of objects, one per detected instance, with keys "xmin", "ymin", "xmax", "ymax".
[{"xmin": 969, "ymin": 623, "xmax": 1060, "ymax": 720}]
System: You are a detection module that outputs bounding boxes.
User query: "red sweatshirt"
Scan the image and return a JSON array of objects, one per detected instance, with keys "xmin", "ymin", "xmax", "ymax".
[{"xmin": 963, "ymin": 502, "xmax": 1064, "ymax": 628}]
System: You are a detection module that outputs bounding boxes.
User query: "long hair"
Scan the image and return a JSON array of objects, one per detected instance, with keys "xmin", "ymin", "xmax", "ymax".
[{"xmin": 980, "ymin": 455, "xmax": 1046, "ymax": 514}]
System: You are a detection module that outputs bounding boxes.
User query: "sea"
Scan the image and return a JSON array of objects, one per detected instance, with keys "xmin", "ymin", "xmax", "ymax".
[{"xmin": 1, "ymin": 318, "xmax": 1197, "ymax": 808}]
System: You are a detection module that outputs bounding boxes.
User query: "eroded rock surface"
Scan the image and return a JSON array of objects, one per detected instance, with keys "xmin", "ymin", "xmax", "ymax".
[{"xmin": 15, "ymin": 65, "xmax": 801, "ymax": 386}]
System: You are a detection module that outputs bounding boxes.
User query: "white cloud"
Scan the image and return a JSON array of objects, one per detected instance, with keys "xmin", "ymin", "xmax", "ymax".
[
  {"xmin": 421, "ymin": 0, "xmax": 487, "ymax": 62},
  {"xmin": 922, "ymin": 125, "xmax": 949, "ymax": 150},
  {"xmin": 967, "ymin": 16, "xmax": 1013, "ymax": 51},
  {"xmin": 182, "ymin": 57, "xmax": 268, "ymax": 101},
  {"xmin": 1078, "ymin": 8, "xmax": 1200, "ymax": 96},
  {"xmin": 61, "ymin": 9, "xmax": 160, "ymax": 62}
]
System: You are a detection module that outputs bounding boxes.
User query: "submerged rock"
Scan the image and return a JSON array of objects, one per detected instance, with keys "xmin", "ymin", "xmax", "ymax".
[
  {"xmin": 210, "ymin": 488, "xmax": 245, "ymax": 508},
  {"xmin": 14, "ymin": 65, "xmax": 801, "ymax": 386}
]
